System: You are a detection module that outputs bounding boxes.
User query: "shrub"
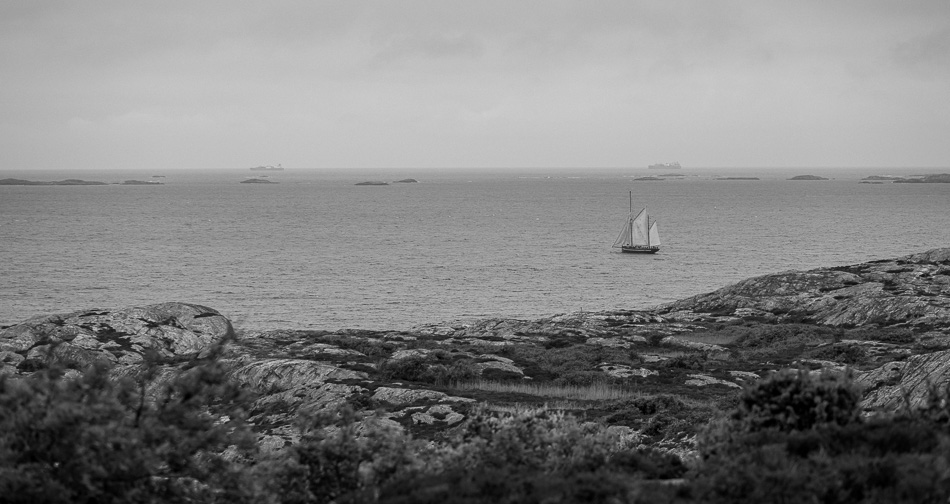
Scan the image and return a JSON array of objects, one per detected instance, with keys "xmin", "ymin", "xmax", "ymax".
[
  {"xmin": 731, "ymin": 368, "xmax": 862, "ymax": 433},
  {"xmin": 376, "ymin": 406, "xmax": 684, "ymax": 503},
  {"xmin": 605, "ymin": 394, "xmax": 716, "ymax": 440},
  {"xmin": 272, "ymin": 406, "xmax": 424, "ymax": 503},
  {"xmin": 660, "ymin": 353, "xmax": 707, "ymax": 370},
  {"xmin": 377, "ymin": 355, "xmax": 431, "ymax": 382},
  {"xmin": 376, "ymin": 356, "xmax": 478, "ymax": 385},
  {"xmin": 504, "ymin": 344, "xmax": 636, "ymax": 383},
  {"xmin": 807, "ymin": 343, "xmax": 868, "ymax": 365},
  {"xmin": 692, "ymin": 369, "xmax": 950, "ymax": 503},
  {"xmin": 0, "ymin": 359, "xmax": 258, "ymax": 504}
]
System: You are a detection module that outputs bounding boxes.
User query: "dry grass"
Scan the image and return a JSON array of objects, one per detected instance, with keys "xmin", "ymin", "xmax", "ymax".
[
  {"xmin": 451, "ymin": 379, "xmax": 642, "ymax": 401},
  {"xmin": 486, "ymin": 401, "xmax": 589, "ymax": 413},
  {"xmin": 672, "ymin": 332, "xmax": 743, "ymax": 346}
]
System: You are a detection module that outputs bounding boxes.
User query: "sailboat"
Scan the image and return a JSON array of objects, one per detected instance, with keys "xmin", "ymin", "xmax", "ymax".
[{"xmin": 612, "ymin": 191, "xmax": 660, "ymax": 254}]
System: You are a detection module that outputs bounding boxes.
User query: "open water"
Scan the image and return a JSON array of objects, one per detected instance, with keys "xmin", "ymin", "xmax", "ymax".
[{"xmin": 2, "ymin": 167, "xmax": 948, "ymax": 331}]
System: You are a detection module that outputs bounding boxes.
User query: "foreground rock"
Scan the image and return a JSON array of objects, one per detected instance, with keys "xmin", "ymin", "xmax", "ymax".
[
  {"xmin": 2, "ymin": 248, "xmax": 949, "ymax": 455},
  {"xmin": 0, "ymin": 302, "xmax": 233, "ymax": 370}
]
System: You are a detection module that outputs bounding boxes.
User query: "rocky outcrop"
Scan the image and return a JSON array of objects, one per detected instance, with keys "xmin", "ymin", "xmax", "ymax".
[
  {"xmin": 858, "ymin": 349, "xmax": 950, "ymax": 410},
  {"xmin": 0, "ymin": 302, "xmax": 233, "ymax": 371},
  {"xmin": 660, "ymin": 248, "xmax": 950, "ymax": 328}
]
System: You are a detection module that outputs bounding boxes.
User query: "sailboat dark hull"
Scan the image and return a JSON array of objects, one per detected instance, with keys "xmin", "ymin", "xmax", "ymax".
[{"xmin": 621, "ymin": 246, "xmax": 659, "ymax": 254}]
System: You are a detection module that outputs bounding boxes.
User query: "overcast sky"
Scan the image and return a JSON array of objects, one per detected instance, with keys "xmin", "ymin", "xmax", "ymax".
[{"xmin": 2, "ymin": 1, "xmax": 949, "ymax": 171}]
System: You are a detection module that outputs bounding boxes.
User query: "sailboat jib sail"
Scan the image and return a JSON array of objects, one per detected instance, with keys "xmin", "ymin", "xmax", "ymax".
[
  {"xmin": 613, "ymin": 192, "xmax": 660, "ymax": 253},
  {"xmin": 648, "ymin": 220, "xmax": 660, "ymax": 247}
]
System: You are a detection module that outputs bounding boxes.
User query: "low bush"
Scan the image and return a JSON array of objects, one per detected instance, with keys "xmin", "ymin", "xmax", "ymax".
[
  {"xmin": 376, "ymin": 355, "xmax": 478, "ymax": 385},
  {"xmin": 606, "ymin": 394, "xmax": 718, "ymax": 440},
  {"xmin": 732, "ymin": 323, "xmax": 837, "ymax": 353},
  {"xmin": 0, "ymin": 359, "xmax": 258, "ymax": 504},
  {"xmin": 660, "ymin": 353, "xmax": 707, "ymax": 370},
  {"xmin": 730, "ymin": 368, "xmax": 863, "ymax": 433},
  {"xmin": 807, "ymin": 343, "xmax": 869, "ymax": 366},
  {"xmin": 503, "ymin": 344, "xmax": 636, "ymax": 383},
  {"xmin": 692, "ymin": 368, "xmax": 950, "ymax": 503}
]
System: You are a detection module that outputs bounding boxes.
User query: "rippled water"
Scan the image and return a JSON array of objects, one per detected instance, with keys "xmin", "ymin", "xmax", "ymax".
[{"xmin": 2, "ymin": 167, "xmax": 948, "ymax": 331}]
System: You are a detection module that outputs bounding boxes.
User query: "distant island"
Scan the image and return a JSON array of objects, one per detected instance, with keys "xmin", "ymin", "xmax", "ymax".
[
  {"xmin": 648, "ymin": 162, "xmax": 681, "ymax": 170},
  {"xmin": 862, "ymin": 175, "xmax": 904, "ymax": 181},
  {"xmin": 120, "ymin": 180, "xmax": 163, "ymax": 185},
  {"xmin": 633, "ymin": 176, "xmax": 663, "ymax": 181},
  {"xmin": 394, "ymin": 178, "xmax": 418, "ymax": 183},
  {"xmin": 716, "ymin": 177, "xmax": 759, "ymax": 180},
  {"xmin": 893, "ymin": 173, "xmax": 950, "ymax": 183},
  {"xmin": 240, "ymin": 178, "xmax": 277, "ymax": 184},
  {"xmin": 859, "ymin": 174, "xmax": 950, "ymax": 183},
  {"xmin": 788, "ymin": 175, "xmax": 829, "ymax": 181},
  {"xmin": 355, "ymin": 181, "xmax": 389, "ymax": 186},
  {"xmin": 0, "ymin": 178, "xmax": 108, "ymax": 186},
  {"xmin": 250, "ymin": 164, "xmax": 283, "ymax": 171},
  {"xmin": 658, "ymin": 173, "xmax": 685, "ymax": 177}
]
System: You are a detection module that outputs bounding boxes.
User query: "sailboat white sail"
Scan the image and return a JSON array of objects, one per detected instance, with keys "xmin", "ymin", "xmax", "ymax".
[
  {"xmin": 648, "ymin": 220, "xmax": 660, "ymax": 247},
  {"xmin": 613, "ymin": 192, "xmax": 660, "ymax": 253}
]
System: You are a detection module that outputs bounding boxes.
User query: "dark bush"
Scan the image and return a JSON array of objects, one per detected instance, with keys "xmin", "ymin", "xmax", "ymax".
[
  {"xmin": 731, "ymin": 368, "xmax": 862, "ymax": 433},
  {"xmin": 661, "ymin": 353, "xmax": 707, "ymax": 370},
  {"xmin": 692, "ymin": 369, "xmax": 950, "ymax": 503},
  {"xmin": 808, "ymin": 343, "xmax": 869, "ymax": 365},
  {"xmin": 376, "ymin": 355, "xmax": 478, "ymax": 385},
  {"xmin": 0, "ymin": 359, "xmax": 258, "ymax": 504}
]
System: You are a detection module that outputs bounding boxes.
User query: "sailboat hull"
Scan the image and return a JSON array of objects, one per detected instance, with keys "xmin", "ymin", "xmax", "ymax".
[{"xmin": 621, "ymin": 246, "xmax": 659, "ymax": 254}]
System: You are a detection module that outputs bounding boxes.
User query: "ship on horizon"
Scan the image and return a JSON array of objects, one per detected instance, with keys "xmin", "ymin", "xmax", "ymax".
[{"xmin": 648, "ymin": 162, "xmax": 681, "ymax": 170}]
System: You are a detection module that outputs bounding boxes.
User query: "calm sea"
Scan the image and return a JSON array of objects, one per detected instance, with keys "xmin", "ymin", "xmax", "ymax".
[{"xmin": 2, "ymin": 167, "xmax": 948, "ymax": 331}]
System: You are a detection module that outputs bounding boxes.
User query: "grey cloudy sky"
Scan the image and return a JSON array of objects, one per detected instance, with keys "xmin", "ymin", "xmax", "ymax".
[{"xmin": 2, "ymin": 1, "xmax": 948, "ymax": 171}]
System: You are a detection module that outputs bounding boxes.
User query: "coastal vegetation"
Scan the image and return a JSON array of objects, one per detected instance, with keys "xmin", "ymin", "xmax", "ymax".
[{"xmin": 5, "ymin": 354, "xmax": 950, "ymax": 502}]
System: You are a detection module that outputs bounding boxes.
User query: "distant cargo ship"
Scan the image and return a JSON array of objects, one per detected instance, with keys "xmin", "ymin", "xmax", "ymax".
[
  {"xmin": 250, "ymin": 164, "xmax": 284, "ymax": 171},
  {"xmin": 648, "ymin": 162, "xmax": 681, "ymax": 170}
]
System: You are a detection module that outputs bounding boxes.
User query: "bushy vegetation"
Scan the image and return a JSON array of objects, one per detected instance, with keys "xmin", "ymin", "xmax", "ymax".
[
  {"xmin": 691, "ymin": 369, "xmax": 950, "ymax": 503},
  {"xmin": 376, "ymin": 353, "xmax": 479, "ymax": 385},
  {"xmin": 6, "ymin": 354, "xmax": 950, "ymax": 503},
  {"xmin": 496, "ymin": 343, "xmax": 637, "ymax": 385},
  {"xmin": 0, "ymin": 359, "xmax": 257, "ymax": 503}
]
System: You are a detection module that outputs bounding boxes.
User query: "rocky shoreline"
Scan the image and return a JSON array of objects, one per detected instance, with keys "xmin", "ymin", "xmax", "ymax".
[{"xmin": 2, "ymin": 247, "xmax": 949, "ymax": 456}]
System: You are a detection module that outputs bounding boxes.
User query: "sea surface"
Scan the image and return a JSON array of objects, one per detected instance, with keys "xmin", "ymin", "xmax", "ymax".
[{"xmin": 2, "ymin": 167, "xmax": 948, "ymax": 332}]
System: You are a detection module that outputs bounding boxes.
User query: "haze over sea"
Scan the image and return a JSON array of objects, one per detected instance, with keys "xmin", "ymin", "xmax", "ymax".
[{"xmin": 2, "ymin": 167, "xmax": 948, "ymax": 332}]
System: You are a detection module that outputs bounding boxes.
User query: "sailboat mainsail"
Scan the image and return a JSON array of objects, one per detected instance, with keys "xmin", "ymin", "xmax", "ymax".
[{"xmin": 613, "ymin": 192, "xmax": 660, "ymax": 253}]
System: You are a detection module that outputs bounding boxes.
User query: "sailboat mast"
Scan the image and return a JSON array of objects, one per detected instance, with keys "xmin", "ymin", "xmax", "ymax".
[
  {"xmin": 628, "ymin": 191, "xmax": 633, "ymax": 246},
  {"xmin": 646, "ymin": 215, "xmax": 650, "ymax": 247}
]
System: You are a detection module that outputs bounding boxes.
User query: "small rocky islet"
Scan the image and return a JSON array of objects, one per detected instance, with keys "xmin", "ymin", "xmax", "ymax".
[{"xmin": 2, "ymin": 247, "xmax": 949, "ymax": 458}]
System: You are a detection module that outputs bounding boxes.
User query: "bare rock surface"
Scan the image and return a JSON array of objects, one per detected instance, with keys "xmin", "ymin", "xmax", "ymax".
[
  {"xmin": 659, "ymin": 248, "xmax": 950, "ymax": 328},
  {"xmin": 0, "ymin": 302, "xmax": 233, "ymax": 370},
  {"xmin": 858, "ymin": 349, "xmax": 950, "ymax": 410}
]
